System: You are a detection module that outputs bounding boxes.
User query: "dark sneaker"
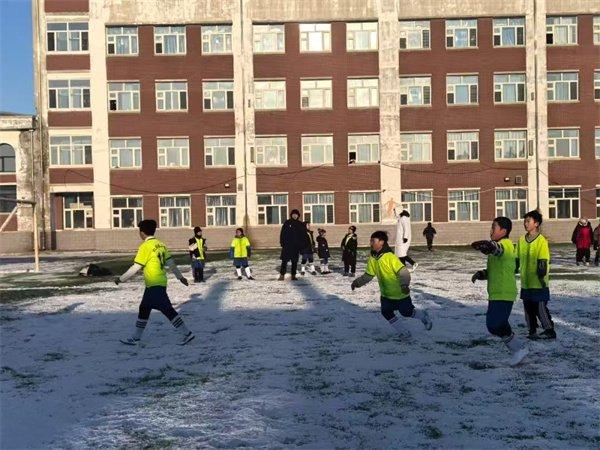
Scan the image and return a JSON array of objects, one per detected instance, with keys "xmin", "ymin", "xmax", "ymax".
[
  {"xmin": 247, "ymin": 276, "xmax": 255, "ymax": 280},
  {"xmin": 237, "ymin": 276, "xmax": 243, "ymax": 280},
  {"xmin": 120, "ymin": 337, "xmax": 140, "ymax": 346},
  {"xmin": 527, "ymin": 332, "xmax": 539, "ymax": 340},
  {"xmin": 539, "ymin": 329, "xmax": 556, "ymax": 339},
  {"xmin": 277, "ymin": 275, "xmax": 285, "ymax": 281},
  {"xmin": 291, "ymin": 275, "xmax": 298, "ymax": 281},
  {"xmin": 178, "ymin": 332, "xmax": 195, "ymax": 346},
  {"xmin": 343, "ymin": 272, "xmax": 349, "ymax": 277}
]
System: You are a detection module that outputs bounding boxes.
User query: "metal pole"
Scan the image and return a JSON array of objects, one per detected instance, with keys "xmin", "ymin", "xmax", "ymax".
[{"xmin": 33, "ymin": 203, "xmax": 40, "ymax": 272}]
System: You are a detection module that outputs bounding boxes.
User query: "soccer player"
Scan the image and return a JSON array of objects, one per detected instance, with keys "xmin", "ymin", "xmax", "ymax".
[
  {"xmin": 229, "ymin": 228, "xmax": 253, "ymax": 280},
  {"xmin": 115, "ymin": 219, "xmax": 195, "ymax": 346},
  {"xmin": 188, "ymin": 226, "xmax": 207, "ymax": 282},
  {"xmin": 471, "ymin": 217, "xmax": 528, "ymax": 366},
  {"xmin": 516, "ymin": 210, "xmax": 556, "ymax": 339},
  {"xmin": 351, "ymin": 231, "xmax": 432, "ymax": 337}
]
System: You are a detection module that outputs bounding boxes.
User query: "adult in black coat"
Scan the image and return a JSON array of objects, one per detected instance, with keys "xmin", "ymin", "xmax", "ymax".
[
  {"xmin": 279, "ymin": 209, "xmax": 306, "ymax": 280},
  {"xmin": 340, "ymin": 225, "xmax": 358, "ymax": 276}
]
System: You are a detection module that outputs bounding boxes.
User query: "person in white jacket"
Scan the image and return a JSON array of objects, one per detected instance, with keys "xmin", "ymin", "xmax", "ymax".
[{"xmin": 394, "ymin": 209, "xmax": 418, "ymax": 271}]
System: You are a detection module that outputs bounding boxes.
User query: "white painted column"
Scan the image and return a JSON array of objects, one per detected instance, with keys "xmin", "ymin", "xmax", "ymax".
[
  {"xmin": 526, "ymin": 0, "xmax": 549, "ymax": 216},
  {"xmin": 88, "ymin": 0, "xmax": 112, "ymax": 228},
  {"xmin": 378, "ymin": 0, "xmax": 401, "ymax": 224}
]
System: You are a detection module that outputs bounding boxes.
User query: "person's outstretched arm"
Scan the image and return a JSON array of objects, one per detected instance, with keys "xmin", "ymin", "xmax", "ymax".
[
  {"xmin": 115, "ymin": 263, "xmax": 142, "ymax": 284},
  {"xmin": 351, "ymin": 273, "xmax": 373, "ymax": 290},
  {"xmin": 165, "ymin": 258, "xmax": 188, "ymax": 285}
]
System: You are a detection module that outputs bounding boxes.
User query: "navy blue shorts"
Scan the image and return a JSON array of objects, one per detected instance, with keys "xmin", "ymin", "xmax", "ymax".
[
  {"xmin": 380, "ymin": 296, "xmax": 415, "ymax": 320},
  {"xmin": 520, "ymin": 287, "xmax": 550, "ymax": 302},
  {"xmin": 486, "ymin": 300, "xmax": 514, "ymax": 338},
  {"xmin": 139, "ymin": 286, "xmax": 178, "ymax": 321},
  {"xmin": 233, "ymin": 257, "xmax": 249, "ymax": 268},
  {"xmin": 191, "ymin": 259, "xmax": 204, "ymax": 269}
]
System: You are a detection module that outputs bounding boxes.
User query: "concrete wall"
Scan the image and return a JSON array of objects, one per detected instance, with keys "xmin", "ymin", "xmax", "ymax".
[{"xmin": 0, "ymin": 232, "xmax": 34, "ymax": 254}]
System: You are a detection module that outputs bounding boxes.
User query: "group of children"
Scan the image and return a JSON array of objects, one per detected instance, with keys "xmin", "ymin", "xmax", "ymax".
[{"xmin": 115, "ymin": 210, "xmax": 556, "ymax": 367}]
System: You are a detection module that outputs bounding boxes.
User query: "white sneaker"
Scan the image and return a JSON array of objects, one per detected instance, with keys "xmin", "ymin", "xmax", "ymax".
[
  {"xmin": 509, "ymin": 347, "xmax": 529, "ymax": 367},
  {"xmin": 120, "ymin": 337, "xmax": 140, "ymax": 346},
  {"xmin": 178, "ymin": 332, "xmax": 195, "ymax": 346}
]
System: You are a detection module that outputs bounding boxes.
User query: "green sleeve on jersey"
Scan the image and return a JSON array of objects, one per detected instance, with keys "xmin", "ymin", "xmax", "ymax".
[
  {"xmin": 134, "ymin": 244, "xmax": 149, "ymax": 267},
  {"xmin": 390, "ymin": 256, "xmax": 403, "ymax": 274},
  {"xmin": 539, "ymin": 238, "xmax": 550, "ymax": 261},
  {"xmin": 365, "ymin": 257, "xmax": 376, "ymax": 277}
]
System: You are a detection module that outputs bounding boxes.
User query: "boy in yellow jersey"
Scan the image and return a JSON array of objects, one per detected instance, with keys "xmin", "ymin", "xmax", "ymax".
[
  {"xmin": 516, "ymin": 210, "xmax": 555, "ymax": 340},
  {"xmin": 229, "ymin": 228, "xmax": 254, "ymax": 280},
  {"xmin": 115, "ymin": 220, "xmax": 195, "ymax": 346},
  {"xmin": 188, "ymin": 226, "xmax": 207, "ymax": 283},
  {"xmin": 471, "ymin": 217, "xmax": 528, "ymax": 366},
  {"xmin": 351, "ymin": 231, "xmax": 432, "ymax": 337}
]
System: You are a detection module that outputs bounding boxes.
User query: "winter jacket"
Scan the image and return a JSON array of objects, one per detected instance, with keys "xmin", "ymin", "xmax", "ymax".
[
  {"xmin": 395, "ymin": 214, "xmax": 411, "ymax": 257},
  {"xmin": 341, "ymin": 233, "xmax": 358, "ymax": 262},
  {"xmin": 423, "ymin": 225, "xmax": 437, "ymax": 240},
  {"xmin": 572, "ymin": 224, "xmax": 593, "ymax": 250},
  {"xmin": 188, "ymin": 236, "xmax": 207, "ymax": 260},
  {"xmin": 301, "ymin": 230, "xmax": 315, "ymax": 255},
  {"xmin": 280, "ymin": 216, "xmax": 306, "ymax": 259},
  {"xmin": 594, "ymin": 225, "xmax": 600, "ymax": 250},
  {"xmin": 316, "ymin": 235, "xmax": 330, "ymax": 259}
]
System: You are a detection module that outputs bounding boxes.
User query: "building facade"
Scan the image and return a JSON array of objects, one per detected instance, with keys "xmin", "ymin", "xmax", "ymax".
[{"xmin": 25, "ymin": 0, "xmax": 600, "ymax": 251}]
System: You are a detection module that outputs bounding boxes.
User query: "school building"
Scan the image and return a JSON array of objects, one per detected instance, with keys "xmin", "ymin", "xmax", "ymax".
[{"xmin": 1, "ymin": 0, "xmax": 599, "ymax": 252}]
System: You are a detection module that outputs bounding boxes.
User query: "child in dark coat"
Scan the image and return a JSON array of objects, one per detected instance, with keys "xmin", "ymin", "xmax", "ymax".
[
  {"xmin": 300, "ymin": 222, "xmax": 317, "ymax": 275},
  {"xmin": 422, "ymin": 222, "xmax": 437, "ymax": 251},
  {"xmin": 316, "ymin": 228, "xmax": 331, "ymax": 274},
  {"xmin": 341, "ymin": 225, "xmax": 358, "ymax": 277}
]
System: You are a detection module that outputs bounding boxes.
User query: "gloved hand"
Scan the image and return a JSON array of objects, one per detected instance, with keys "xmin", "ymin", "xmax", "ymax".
[
  {"xmin": 471, "ymin": 240, "xmax": 495, "ymax": 255},
  {"xmin": 471, "ymin": 270, "xmax": 486, "ymax": 283},
  {"xmin": 403, "ymin": 238, "xmax": 408, "ymax": 243},
  {"xmin": 114, "ymin": 277, "xmax": 121, "ymax": 285},
  {"xmin": 401, "ymin": 285, "xmax": 410, "ymax": 295},
  {"xmin": 179, "ymin": 277, "xmax": 189, "ymax": 286},
  {"xmin": 351, "ymin": 279, "xmax": 359, "ymax": 291}
]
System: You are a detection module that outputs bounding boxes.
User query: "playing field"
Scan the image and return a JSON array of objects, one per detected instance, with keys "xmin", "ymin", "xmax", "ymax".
[{"xmin": 1, "ymin": 245, "xmax": 598, "ymax": 448}]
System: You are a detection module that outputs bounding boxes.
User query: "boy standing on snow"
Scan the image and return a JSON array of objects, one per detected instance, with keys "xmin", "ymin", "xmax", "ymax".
[
  {"xmin": 230, "ymin": 228, "xmax": 254, "ymax": 280},
  {"xmin": 341, "ymin": 225, "xmax": 358, "ymax": 277},
  {"xmin": 115, "ymin": 219, "xmax": 195, "ymax": 346},
  {"xmin": 300, "ymin": 222, "xmax": 317, "ymax": 276},
  {"xmin": 516, "ymin": 210, "xmax": 555, "ymax": 340},
  {"xmin": 351, "ymin": 231, "xmax": 432, "ymax": 337},
  {"xmin": 316, "ymin": 228, "xmax": 331, "ymax": 274},
  {"xmin": 471, "ymin": 217, "xmax": 528, "ymax": 366},
  {"xmin": 188, "ymin": 226, "xmax": 207, "ymax": 282}
]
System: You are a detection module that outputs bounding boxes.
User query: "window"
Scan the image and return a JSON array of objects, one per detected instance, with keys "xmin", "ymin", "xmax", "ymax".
[
  {"xmin": 159, "ymin": 195, "xmax": 191, "ymax": 227},
  {"xmin": 399, "ymin": 20, "xmax": 430, "ymax": 50},
  {"xmin": 157, "ymin": 138, "xmax": 189, "ymax": 168},
  {"xmin": 0, "ymin": 185, "xmax": 17, "ymax": 213},
  {"xmin": 597, "ymin": 187, "xmax": 600, "ymax": 218},
  {"xmin": 546, "ymin": 16, "xmax": 577, "ymax": 45},
  {"xmin": 154, "ymin": 26, "xmax": 186, "ymax": 54},
  {"xmin": 594, "ymin": 16, "xmax": 600, "ymax": 45},
  {"xmin": 494, "ymin": 73, "xmax": 526, "ymax": 103},
  {"xmin": 63, "ymin": 193, "xmax": 93, "ymax": 229},
  {"xmin": 494, "ymin": 130, "xmax": 527, "ymax": 160},
  {"xmin": 112, "ymin": 196, "xmax": 143, "ymax": 228},
  {"xmin": 400, "ymin": 191, "xmax": 432, "ymax": 222},
  {"xmin": 203, "ymin": 81, "xmax": 234, "ymax": 110},
  {"xmin": 447, "ymin": 75, "xmax": 478, "ymax": 105},
  {"xmin": 109, "ymin": 139, "xmax": 142, "ymax": 169},
  {"xmin": 155, "ymin": 82, "xmax": 187, "ymax": 111},
  {"xmin": 596, "ymin": 128, "xmax": 600, "ymax": 158},
  {"xmin": 400, "ymin": 76, "xmax": 431, "ymax": 106},
  {"xmin": 201, "ymin": 25, "xmax": 232, "ymax": 54},
  {"xmin": 447, "ymin": 131, "xmax": 479, "ymax": 161},
  {"xmin": 547, "ymin": 72, "xmax": 578, "ymax": 102},
  {"xmin": 349, "ymin": 192, "xmax": 380, "ymax": 223},
  {"xmin": 204, "ymin": 137, "xmax": 235, "ymax": 166},
  {"xmin": 346, "ymin": 22, "xmax": 378, "ymax": 51},
  {"xmin": 448, "ymin": 189, "xmax": 479, "ymax": 221},
  {"xmin": 301, "ymin": 79, "xmax": 332, "ymax": 109},
  {"xmin": 0, "ymin": 144, "xmax": 16, "ymax": 173},
  {"xmin": 48, "ymin": 79, "xmax": 90, "ymax": 109},
  {"xmin": 493, "ymin": 17, "xmax": 525, "ymax": 46},
  {"xmin": 400, "ymin": 133, "xmax": 432, "ymax": 163},
  {"xmin": 106, "ymin": 26, "xmax": 138, "ymax": 55},
  {"xmin": 108, "ymin": 82, "xmax": 140, "ymax": 111},
  {"xmin": 254, "ymin": 80, "xmax": 286, "ymax": 110},
  {"xmin": 348, "ymin": 134, "xmax": 379, "ymax": 164},
  {"xmin": 302, "ymin": 135, "xmax": 333, "ymax": 165},
  {"xmin": 347, "ymin": 78, "xmax": 379, "ymax": 108},
  {"xmin": 496, "ymin": 188, "xmax": 527, "ymax": 220},
  {"xmin": 548, "ymin": 129, "xmax": 579, "ymax": 158},
  {"xmin": 206, "ymin": 195, "xmax": 236, "ymax": 226},
  {"xmin": 253, "ymin": 24, "xmax": 285, "ymax": 53},
  {"xmin": 50, "ymin": 136, "xmax": 92, "ymax": 166},
  {"xmin": 47, "ymin": 22, "xmax": 88, "ymax": 52},
  {"xmin": 595, "ymin": 72, "xmax": 600, "ymax": 100},
  {"xmin": 446, "ymin": 19, "xmax": 477, "ymax": 48},
  {"xmin": 257, "ymin": 194, "xmax": 288, "ymax": 225},
  {"xmin": 549, "ymin": 187, "xmax": 579, "ymax": 219},
  {"xmin": 255, "ymin": 136, "xmax": 287, "ymax": 166},
  {"xmin": 299, "ymin": 23, "xmax": 331, "ymax": 52},
  {"xmin": 303, "ymin": 193, "xmax": 334, "ymax": 224}
]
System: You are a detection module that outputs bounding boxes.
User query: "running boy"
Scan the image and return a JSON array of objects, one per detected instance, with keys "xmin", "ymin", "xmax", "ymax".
[
  {"xmin": 316, "ymin": 228, "xmax": 331, "ymax": 274},
  {"xmin": 516, "ymin": 210, "xmax": 555, "ymax": 339},
  {"xmin": 341, "ymin": 226, "xmax": 358, "ymax": 277},
  {"xmin": 471, "ymin": 217, "xmax": 528, "ymax": 366},
  {"xmin": 300, "ymin": 222, "xmax": 317, "ymax": 276},
  {"xmin": 188, "ymin": 226, "xmax": 207, "ymax": 282},
  {"xmin": 229, "ymin": 228, "xmax": 254, "ymax": 280},
  {"xmin": 115, "ymin": 219, "xmax": 195, "ymax": 346},
  {"xmin": 351, "ymin": 231, "xmax": 432, "ymax": 337}
]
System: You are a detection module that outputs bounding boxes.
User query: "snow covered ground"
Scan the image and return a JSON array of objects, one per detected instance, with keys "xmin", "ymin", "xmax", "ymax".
[{"xmin": 1, "ymin": 245, "xmax": 599, "ymax": 449}]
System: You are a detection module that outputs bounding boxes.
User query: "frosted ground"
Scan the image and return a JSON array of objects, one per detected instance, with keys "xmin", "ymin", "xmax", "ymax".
[{"xmin": 1, "ymin": 245, "xmax": 599, "ymax": 449}]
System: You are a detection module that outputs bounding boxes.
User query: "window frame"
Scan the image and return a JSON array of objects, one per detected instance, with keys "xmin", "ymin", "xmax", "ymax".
[
  {"xmin": 495, "ymin": 188, "xmax": 528, "ymax": 220},
  {"xmin": 546, "ymin": 16, "xmax": 578, "ymax": 46},
  {"xmin": 347, "ymin": 78, "xmax": 379, "ymax": 109},
  {"xmin": 254, "ymin": 80, "xmax": 286, "ymax": 110},
  {"xmin": 399, "ymin": 20, "xmax": 431, "ymax": 50},
  {"xmin": 159, "ymin": 195, "xmax": 191, "ymax": 228},
  {"xmin": 48, "ymin": 79, "xmax": 91, "ymax": 110},
  {"xmin": 349, "ymin": 191, "xmax": 380, "ymax": 224},
  {"xmin": 106, "ymin": 26, "xmax": 138, "ymax": 56},
  {"xmin": 206, "ymin": 194, "xmax": 237, "ymax": 227},
  {"xmin": 547, "ymin": 71, "xmax": 579, "ymax": 102},
  {"xmin": 254, "ymin": 135, "xmax": 287, "ymax": 167},
  {"xmin": 253, "ymin": 23, "xmax": 285, "ymax": 54},
  {"xmin": 109, "ymin": 138, "xmax": 142, "ymax": 169},
  {"xmin": 157, "ymin": 137, "xmax": 190, "ymax": 169},
  {"xmin": 447, "ymin": 130, "xmax": 479, "ymax": 162},
  {"xmin": 203, "ymin": 80, "xmax": 234, "ymax": 111},
  {"xmin": 204, "ymin": 137, "xmax": 235, "ymax": 167},
  {"xmin": 448, "ymin": 188, "xmax": 480, "ymax": 222},
  {"xmin": 0, "ymin": 144, "xmax": 16, "ymax": 173},
  {"xmin": 257, "ymin": 193, "xmax": 288, "ymax": 225},
  {"xmin": 301, "ymin": 135, "xmax": 334, "ymax": 166},
  {"xmin": 107, "ymin": 81, "xmax": 140, "ymax": 112},
  {"xmin": 348, "ymin": 133, "xmax": 379, "ymax": 165},
  {"xmin": 49, "ymin": 135, "xmax": 92, "ymax": 167},
  {"xmin": 446, "ymin": 19, "xmax": 478, "ymax": 48},
  {"xmin": 400, "ymin": 190, "xmax": 433, "ymax": 222},
  {"xmin": 493, "ymin": 17, "xmax": 525, "ymax": 47},
  {"xmin": 346, "ymin": 22, "xmax": 378, "ymax": 52},
  {"xmin": 400, "ymin": 75, "xmax": 432, "ymax": 106},
  {"xmin": 548, "ymin": 186, "xmax": 580, "ymax": 220},
  {"xmin": 154, "ymin": 25, "xmax": 186, "ymax": 55},
  {"xmin": 594, "ymin": 71, "xmax": 600, "ymax": 101},
  {"xmin": 155, "ymin": 81, "xmax": 188, "ymax": 112},
  {"xmin": 63, "ymin": 192, "xmax": 94, "ymax": 229},
  {"xmin": 594, "ymin": 16, "xmax": 600, "ymax": 45},
  {"xmin": 303, "ymin": 192, "xmax": 335, "ymax": 224},
  {"xmin": 111, "ymin": 196, "xmax": 143, "ymax": 229},
  {"xmin": 0, "ymin": 184, "xmax": 17, "ymax": 213},
  {"xmin": 548, "ymin": 128, "xmax": 580, "ymax": 159},
  {"xmin": 201, "ymin": 24, "xmax": 233, "ymax": 54},
  {"xmin": 300, "ymin": 78, "xmax": 333, "ymax": 109},
  {"xmin": 446, "ymin": 74, "xmax": 479, "ymax": 105},
  {"xmin": 493, "ymin": 73, "xmax": 526, "ymax": 104},
  {"xmin": 595, "ymin": 127, "xmax": 600, "ymax": 159},
  {"xmin": 494, "ymin": 129, "xmax": 527, "ymax": 161},
  {"xmin": 299, "ymin": 23, "xmax": 331, "ymax": 52},
  {"xmin": 400, "ymin": 132, "xmax": 432, "ymax": 163},
  {"xmin": 47, "ymin": 21, "xmax": 89, "ymax": 53}
]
